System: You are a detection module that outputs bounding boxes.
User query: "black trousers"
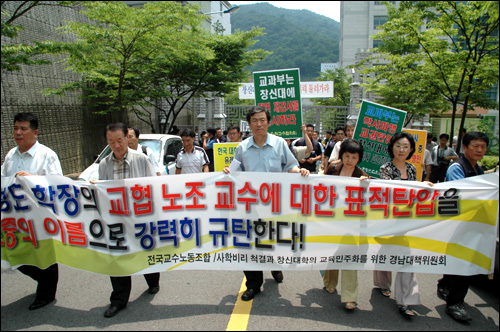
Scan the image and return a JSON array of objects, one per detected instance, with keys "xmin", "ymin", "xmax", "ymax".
[
  {"xmin": 244, "ymin": 271, "xmax": 264, "ymax": 290},
  {"xmin": 18, "ymin": 264, "xmax": 59, "ymax": 301},
  {"xmin": 429, "ymin": 165, "xmax": 448, "ymax": 183},
  {"xmin": 438, "ymin": 274, "xmax": 470, "ymax": 306},
  {"xmin": 110, "ymin": 273, "xmax": 160, "ymax": 307}
]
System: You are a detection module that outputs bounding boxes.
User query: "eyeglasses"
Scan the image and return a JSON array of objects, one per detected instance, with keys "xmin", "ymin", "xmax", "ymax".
[{"xmin": 393, "ymin": 145, "xmax": 411, "ymax": 151}]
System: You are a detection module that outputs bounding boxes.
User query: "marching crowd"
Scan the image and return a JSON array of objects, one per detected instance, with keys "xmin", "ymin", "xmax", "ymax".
[{"xmin": 1, "ymin": 108, "xmax": 492, "ymax": 322}]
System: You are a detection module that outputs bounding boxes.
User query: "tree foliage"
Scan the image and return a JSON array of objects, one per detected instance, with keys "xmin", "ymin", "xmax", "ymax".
[
  {"xmin": 42, "ymin": 1, "xmax": 269, "ymax": 133},
  {"xmin": 142, "ymin": 25, "xmax": 269, "ymax": 133},
  {"xmin": 224, "ymin": 72, "xmax": 255, "ymax": 106},
  {"xmin": 44, "ymin": 1, "xmax": 204, "ymax": 114},
  {"xmin": 357, "ymin": 1, "xmax": 499, "ymax": 145},
  {"xmin": 311, "ymin": 68, "xmax": 351, "ymax": 107}
]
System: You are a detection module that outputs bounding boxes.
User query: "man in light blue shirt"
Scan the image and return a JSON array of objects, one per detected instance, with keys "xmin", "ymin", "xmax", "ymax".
[
  {"xmin": 233, "ymin": 129, "xmax": 300, "ymax": 173},
  {"xmin": 224, "ymin": 106, "xmax": 309, "ymax": 301}
]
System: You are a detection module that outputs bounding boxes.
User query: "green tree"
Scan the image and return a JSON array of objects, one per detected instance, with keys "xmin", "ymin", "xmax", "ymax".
[
  {"xmin": 214, "ymin": 73, "xmax": 254, "ymax": 106},
  {"xmin": 311, "ymin": 68, "xmax": 351, "ymax": 106},
  {"xmin": 357, "ymin": 40, "xmax": 448, "ymax": 126},
  {"xmin": 44, "ymin": 1, "xmax": 203, "ymax": 117},
  {"xmin": 358, "ymin": 1, "xmax": 499, "ymax": 146},
  {"xmin": 44, "ymin": 1, "xmax": 269, "ymax": 133},
  {"xmin": 141, "ymin": 27, "xmax": 269, "ymax": 133}
]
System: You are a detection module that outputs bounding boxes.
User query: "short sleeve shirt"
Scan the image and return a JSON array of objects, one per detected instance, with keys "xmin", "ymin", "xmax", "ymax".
[
  {"xmin": 234, "ymin": 133, "xmax": 298, "ymax": 172},
  {"xmin": 432, "ymin": 145, "xmax": 458, "ymax": 166},
  {"xmin": 176, "ymin": 146, "xmax": 209, "ymax": 174},
  {"xmin": 1, "ymin": 141, "xmax": 63, "ymax": 176}
]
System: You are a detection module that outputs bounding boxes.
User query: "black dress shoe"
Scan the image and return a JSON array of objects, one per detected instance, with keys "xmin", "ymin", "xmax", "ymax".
[
  {"xmin": 148, "ymin": 286, "xmax": 160, "ymax": 294},
  {"xmin": 104, "ymin": 304, "xmax": 125, "ymax": 318},
  {"xmin": 28, "ymin": 298, "xmax": 55, "ymax": 310},
  {"xmin": 241, "ymin": 288, "xmax": 261, "ymax": 301},
  {"xmin": 271, "ymin": 271, "xmax": 283, "ymax": 283}
]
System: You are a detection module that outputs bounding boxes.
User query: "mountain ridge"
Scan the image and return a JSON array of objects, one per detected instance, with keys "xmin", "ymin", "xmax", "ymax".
[{"xmin": 231, "ymin": 2, "xmax": 340, "ymax": 80}]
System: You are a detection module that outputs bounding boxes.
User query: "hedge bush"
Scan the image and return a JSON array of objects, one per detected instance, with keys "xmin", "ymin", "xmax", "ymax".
[{"xmin": 479, "ymin": 156, "xmax": 499, "ymax": 171}]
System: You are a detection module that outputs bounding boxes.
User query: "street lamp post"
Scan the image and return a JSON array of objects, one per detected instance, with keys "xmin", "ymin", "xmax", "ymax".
[{"xmin": 204, "ymin": 5, "xmax": 240, "ymax": 15}]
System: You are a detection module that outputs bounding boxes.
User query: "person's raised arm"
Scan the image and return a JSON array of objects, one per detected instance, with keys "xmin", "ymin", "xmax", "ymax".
[{"xmin": 301, "ymin": 124, "xmax": 313, "ymax": 157}]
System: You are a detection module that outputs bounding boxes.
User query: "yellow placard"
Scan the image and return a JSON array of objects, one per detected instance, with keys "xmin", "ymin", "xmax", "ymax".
[
  {"xmin": 403, "ymin": 128, "xmax": 427, "ymax": 181},
  {"xmin": 214, "ymin": 142, "xmax": 240, "ymax": 172}
]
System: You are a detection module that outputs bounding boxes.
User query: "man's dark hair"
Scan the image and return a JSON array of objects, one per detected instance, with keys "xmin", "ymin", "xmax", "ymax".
[
  {"xmin": 14, "ymin": 112, "xmax": 38, "ymax": 130},
  {"xmin": 246, "ymin": 106, "xmax": 271, "ymax": 123},
  {"xmin": 227, "ymin": 124, "xmax": 241, "ymax": 132},
  {"xmin": 128, "ymin": 127, "xmax": 140, "ymax": 138},
  {"xmin": 387, "ymin": 131, "xmax": 416, "ymax": 160},
  {"xmin": 306, "ymin": 124, "xmax": 315, "ymax": 130},
  {"xmin": 335, "ymin": 125, "xmax": 345, "ymax": 134},
  {"xmin": 439, "ymin": 133, "xmax": 450, "ymax": 140},
  {"xmin": 339, "ymin": 139, "xmax": 364, "ymax": 164},
  {"xmin": 463, "ymin": 132, "xmax": 489, "ymax": 147},
  {"xmin": 105, "ymin": 122, "xmax": 128, "ymax": 138},
  {"xmin": 180, "ymin": 129, "xmax": 195, "ymax": 138}
]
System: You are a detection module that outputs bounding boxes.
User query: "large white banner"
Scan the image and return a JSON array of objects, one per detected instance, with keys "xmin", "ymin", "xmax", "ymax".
[{"xmin": 1, "ymin": 172, "xmax": 498, "ymax": 276}]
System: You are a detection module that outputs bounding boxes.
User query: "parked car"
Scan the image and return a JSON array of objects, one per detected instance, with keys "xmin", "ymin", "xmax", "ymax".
[{"xmin": 78, "ymin": 134, "xmax": 183, "ymax": 181}]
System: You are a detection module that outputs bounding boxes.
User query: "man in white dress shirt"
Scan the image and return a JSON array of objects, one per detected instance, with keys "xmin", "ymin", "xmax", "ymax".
[
  {"xmin": 1, "ymin": 112, "xmax": 63, "ymax": 311},
  {"xmin": 127, "ymin": 127, "xmax": 161, "ymax": 176}
]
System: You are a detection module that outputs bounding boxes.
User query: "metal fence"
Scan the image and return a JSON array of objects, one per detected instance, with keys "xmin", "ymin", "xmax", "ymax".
[{"xmin": 225, "ymin": 105, "xmax": 349, "ymax": 135}]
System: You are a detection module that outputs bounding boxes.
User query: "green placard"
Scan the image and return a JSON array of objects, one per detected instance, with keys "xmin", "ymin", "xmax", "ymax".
[
  {"xmin": 353, "ymin": 100, "xmax": 407, "ymax": 178},
  {"xmin": 253, "ymin": 68, "xmax": 303, "ymax": 139}
]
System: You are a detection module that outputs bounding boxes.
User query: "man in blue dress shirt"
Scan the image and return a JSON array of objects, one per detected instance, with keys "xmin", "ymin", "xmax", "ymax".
[{"xmin": 224, "ymin": 106, "xmax": 309, "ymax": 301}]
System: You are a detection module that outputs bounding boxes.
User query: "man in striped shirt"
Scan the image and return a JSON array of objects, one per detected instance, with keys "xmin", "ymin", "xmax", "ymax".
[{"xmin": 176, "ymin": 129, "xmax": 210, "ymax": 174}]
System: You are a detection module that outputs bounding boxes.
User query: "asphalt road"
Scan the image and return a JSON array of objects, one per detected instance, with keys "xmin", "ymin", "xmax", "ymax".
[{"xmin": 1, "ymin": 265, "xmax": 498, "ymax": 331}]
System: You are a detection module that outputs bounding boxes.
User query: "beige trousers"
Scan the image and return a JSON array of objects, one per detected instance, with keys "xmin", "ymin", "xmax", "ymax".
[
  {"xmin": 373, "ymin": 271, "xmax": 420, "ymax": 305},
  {"xmin": 323, "ymin": 270, "xmax": 358, "ymax": 303}
]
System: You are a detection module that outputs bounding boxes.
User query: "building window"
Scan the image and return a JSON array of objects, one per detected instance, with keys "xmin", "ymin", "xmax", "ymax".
[
  {"xmin": 374, "ymin": 16, "xmax": 388, "ymax": 30},
  {"xmin": 372, "ymin": 40, "xmax": 384, "ymax": 49},
  {"xmin": 483, "ymin": 83, "xmax": 498, "ymax": 102}
]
